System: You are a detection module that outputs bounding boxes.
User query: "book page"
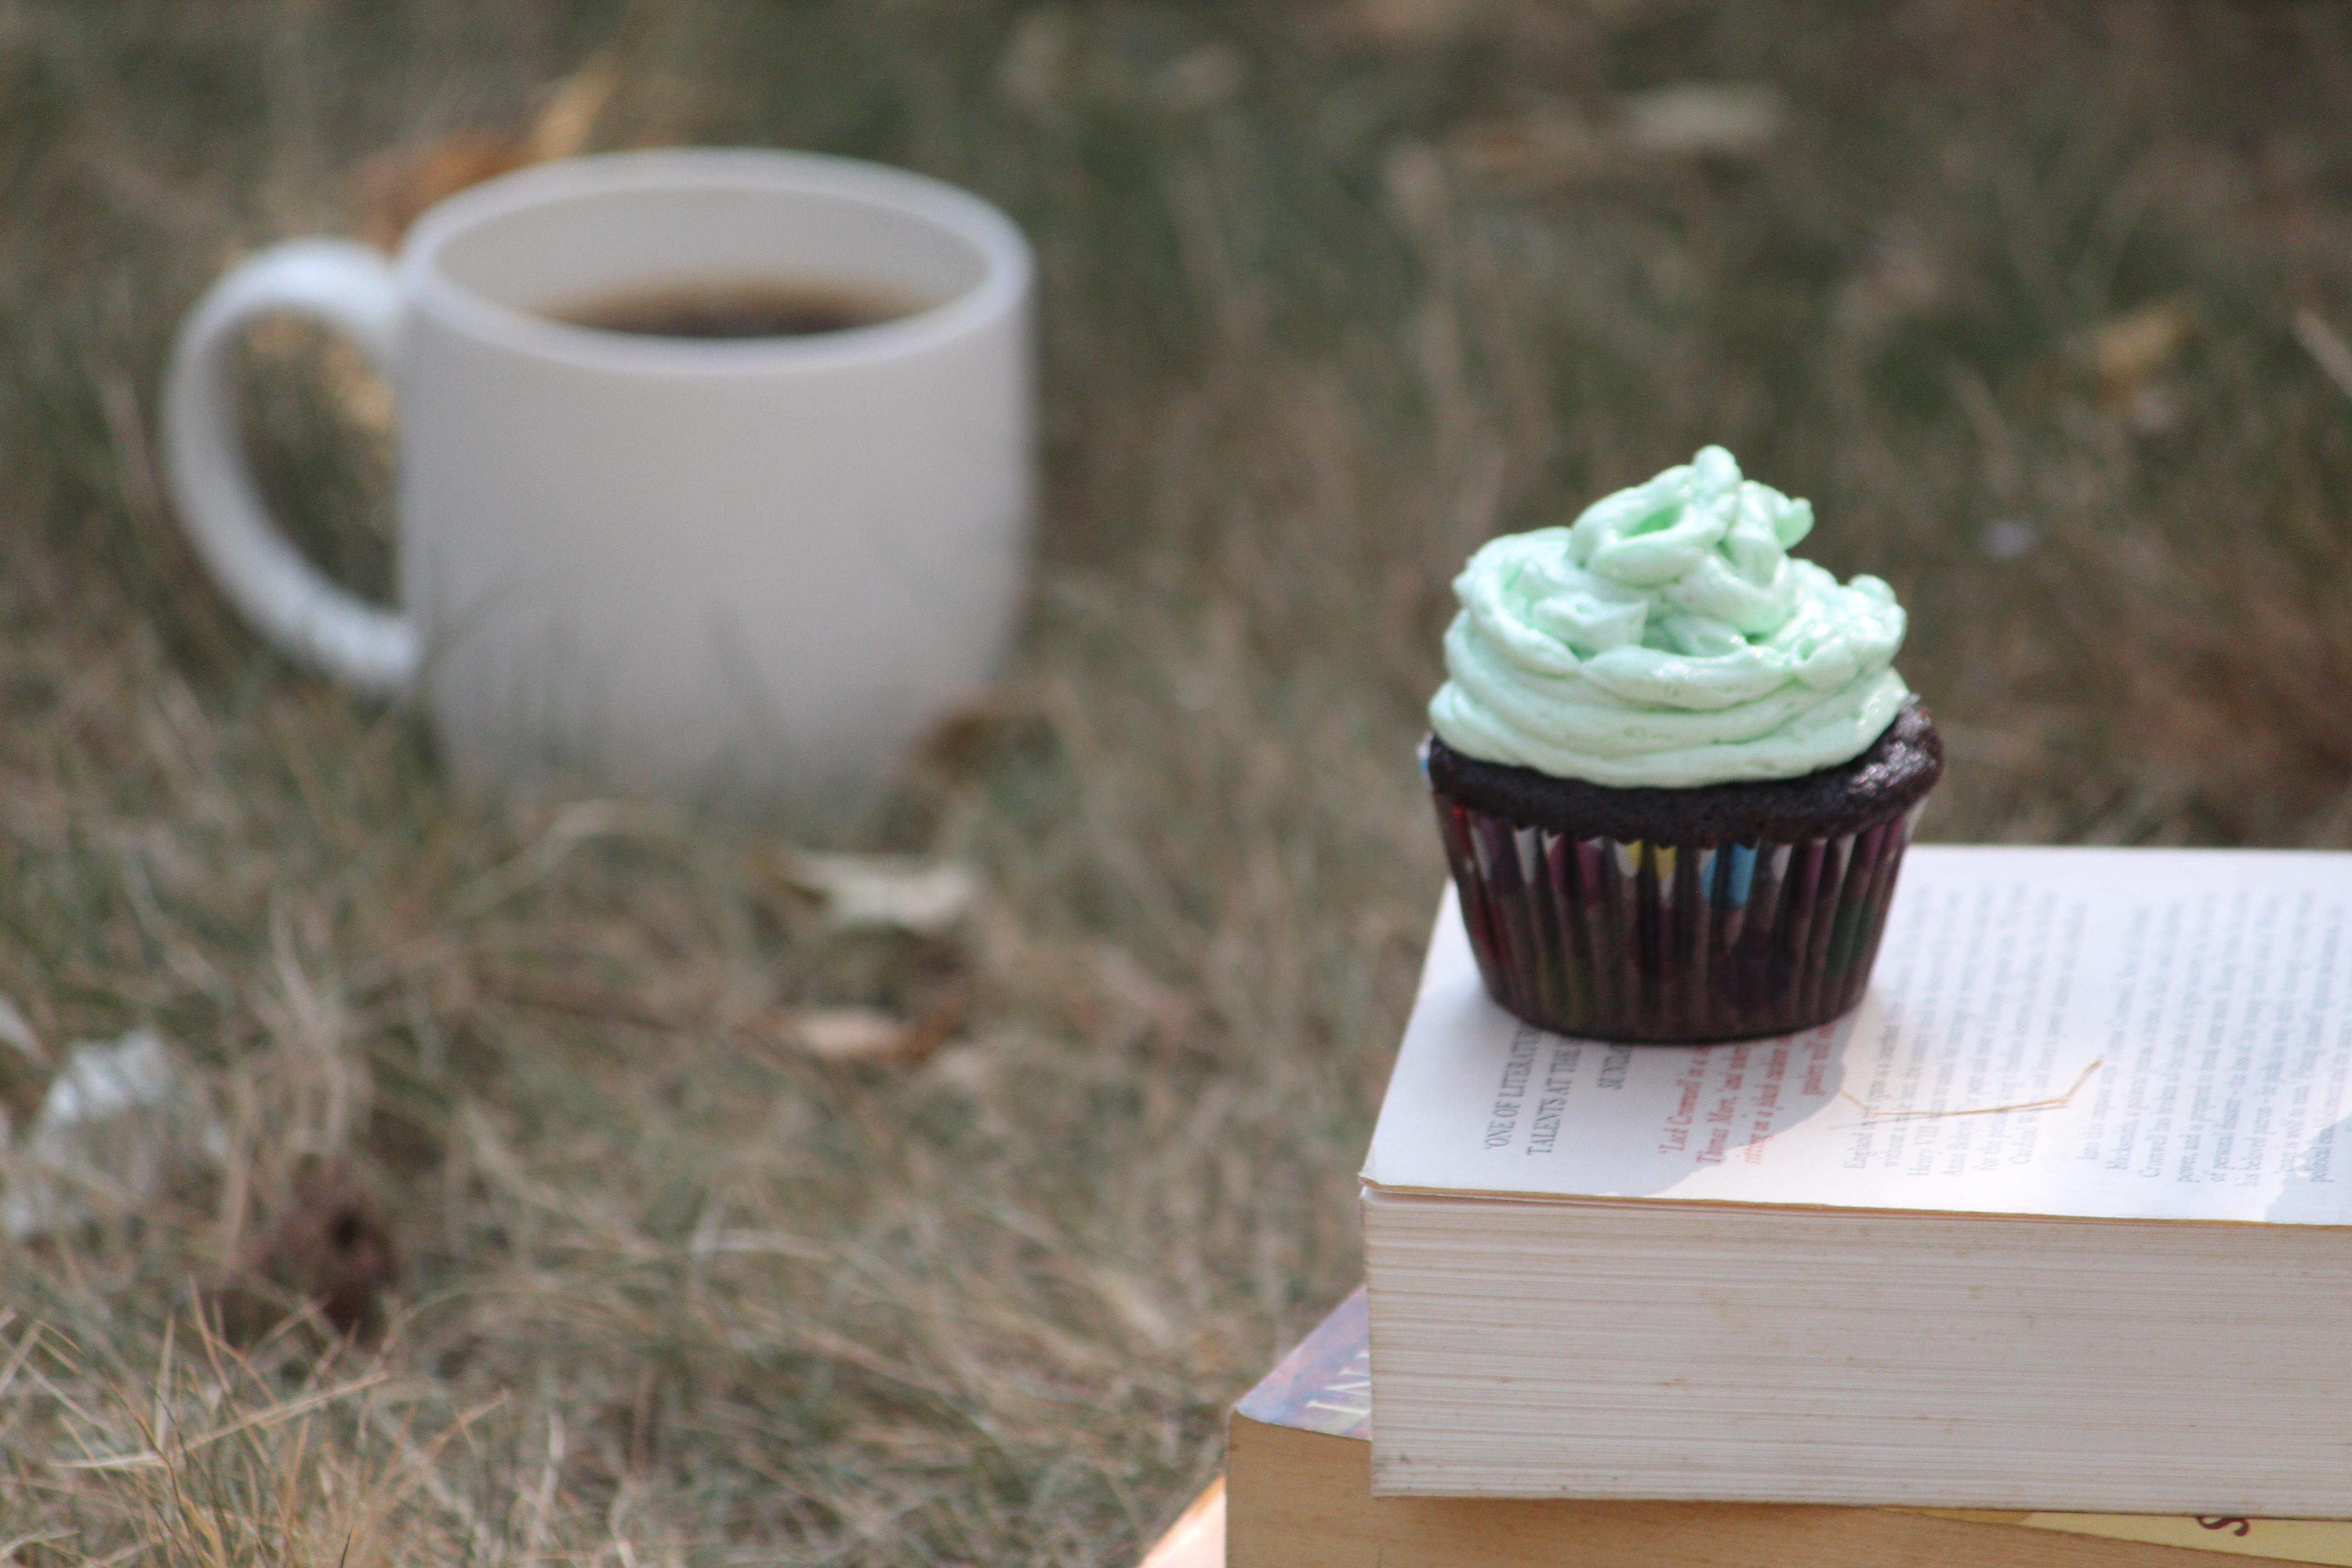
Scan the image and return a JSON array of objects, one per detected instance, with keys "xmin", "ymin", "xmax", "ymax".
[
  {"xmin": 1361, "ymin": 847, "xmax": 2352, "ymax": 1221},
  {"xmin": 1250, "ymin": 1292, "xmax": 2352, "ymax": 1565}
]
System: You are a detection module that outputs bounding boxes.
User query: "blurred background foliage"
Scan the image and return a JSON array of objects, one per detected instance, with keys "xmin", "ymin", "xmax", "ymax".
[{"xmin": 1, "ymin": 1, "xmax": 2348, "ymax": 1563}]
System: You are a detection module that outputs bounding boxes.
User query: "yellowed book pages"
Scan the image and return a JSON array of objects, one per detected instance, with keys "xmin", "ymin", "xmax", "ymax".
[{"xmin": 1220, "ymin": 1287, "xmax": 2352, "ymax": 1568}]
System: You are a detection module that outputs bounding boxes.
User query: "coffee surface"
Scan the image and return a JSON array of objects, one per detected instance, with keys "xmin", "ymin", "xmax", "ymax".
[{"xmin": 547, "ymin": 278, "xmax": 927, "ymax": 339}]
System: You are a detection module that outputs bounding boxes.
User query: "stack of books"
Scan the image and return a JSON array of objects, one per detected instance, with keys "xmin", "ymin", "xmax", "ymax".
[{"xmin": 1143, "ymin": 845, "xmax": 2352, "ymax": 1568}]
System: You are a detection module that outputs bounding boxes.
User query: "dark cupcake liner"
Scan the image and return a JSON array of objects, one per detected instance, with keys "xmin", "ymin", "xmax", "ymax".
[{"xmin": 1430, "ymin": 779, "xmax": 1923, "ymax": 1044}]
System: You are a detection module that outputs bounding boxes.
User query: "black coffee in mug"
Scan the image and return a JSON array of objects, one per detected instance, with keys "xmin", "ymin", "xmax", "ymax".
[{"xmin": 547, "ymin": 277, "xmax": 928, "ymax": 339}]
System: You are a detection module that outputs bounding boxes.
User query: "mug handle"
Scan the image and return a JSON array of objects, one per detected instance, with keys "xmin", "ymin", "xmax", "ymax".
[{"xmin": 161, "ymin": 239, "xmax": 419, "ymax": 696}]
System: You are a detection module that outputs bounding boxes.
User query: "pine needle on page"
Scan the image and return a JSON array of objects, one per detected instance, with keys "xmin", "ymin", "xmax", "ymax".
[{"xmin": 1842, "ymin": 1059, "xmax": 2106, "ymax": 1123}]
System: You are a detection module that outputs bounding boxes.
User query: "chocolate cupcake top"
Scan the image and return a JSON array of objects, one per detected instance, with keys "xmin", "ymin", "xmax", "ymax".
[
  {"xmin": 1426, "ymin": 696, "xmax": 1944, "ymax": 846},
  {"xmin": 1430, "ymin": 447, "xmax": 1911, "ymax": 787}
]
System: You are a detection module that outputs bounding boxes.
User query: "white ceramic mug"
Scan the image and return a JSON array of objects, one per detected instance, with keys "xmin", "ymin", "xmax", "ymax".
[{"xmin": 162, "ymin": 148, "xmax": 1033, "ymax": 820}]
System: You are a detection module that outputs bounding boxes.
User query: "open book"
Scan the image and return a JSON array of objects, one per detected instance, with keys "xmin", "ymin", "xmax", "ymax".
[{"xmin": 1362, "ymin": 847, "xmax": 2352, "ymax": 1512}]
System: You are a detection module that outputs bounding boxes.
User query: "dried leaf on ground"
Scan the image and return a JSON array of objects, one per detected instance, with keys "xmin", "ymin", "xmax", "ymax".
[
  {"xmin": 776, "ymin": 852, "xmax": 981, "ymax": 936},
  {"xmin": 2078, "ymin": 298, "xmax": 2195, "ymax": 400},
  {"xmin": 351, "ymin": 134, "xmax": 537, "ymax": 251},
  {"xmin": 1619, "ymin": 82, "xmax": 1786, "ymax": 157},
  {"xmin": 211, "ymin": 1159, "xmax": 399, "ymax": 1341},
  {"xmin": 528, "ymin": 56, "xmax": 621, "ymax": 162},
  {"xmin": 2054, "ymin": 298, "xmax": 2194, "ymax": 433},
  {"xmin": 348, "ymin": 61, "xmax": 617, "ymax": 250},
  {"xmin": 785, "ymin": 996, "xmax": 965, "ymax": 1067}
]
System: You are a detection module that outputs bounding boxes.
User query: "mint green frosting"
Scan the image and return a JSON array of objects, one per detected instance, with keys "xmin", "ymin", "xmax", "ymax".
[{"xmin": 1429, "ymin": 446, "xmax": 1910, "ymax": 787}]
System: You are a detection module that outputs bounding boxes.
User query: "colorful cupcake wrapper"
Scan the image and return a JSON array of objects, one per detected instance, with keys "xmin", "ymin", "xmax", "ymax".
[{"xmin": 1430, "ymin": 784, "xmax": 1924, "ymax": 1044}]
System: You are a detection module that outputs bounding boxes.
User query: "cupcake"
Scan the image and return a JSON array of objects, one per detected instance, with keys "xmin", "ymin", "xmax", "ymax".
[{"xmin": 1425, "ymin": 446, "xmax": 1942, "ymax": 1044}]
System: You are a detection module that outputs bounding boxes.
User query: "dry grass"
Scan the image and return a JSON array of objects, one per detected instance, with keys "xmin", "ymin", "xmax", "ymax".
[{"xmin": 2, "ymin": 0, "xmax": 2350, "ymax": 1562}]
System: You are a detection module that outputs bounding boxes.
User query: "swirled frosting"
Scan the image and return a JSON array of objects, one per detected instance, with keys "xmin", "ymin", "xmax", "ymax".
[{"xmin": 1429, "ymin": 446, "xmax": 1911, "ymax": 788}]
